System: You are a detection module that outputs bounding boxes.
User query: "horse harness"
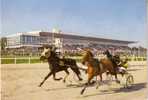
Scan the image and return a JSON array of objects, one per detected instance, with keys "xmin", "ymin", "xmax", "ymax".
[
  {"xmin": 47, "ymin": 51, "xmax": 70, "ymax": 68},
  {"xmin": 89, "ymin": 58, "xmax": 104, "ymax": 75}
]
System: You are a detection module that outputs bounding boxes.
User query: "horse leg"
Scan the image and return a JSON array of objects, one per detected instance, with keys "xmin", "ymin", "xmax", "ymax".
[
  {"xmin": 80, "ymin": 75, "xmax": 93, "ymax": 95},
  {"xmin": 112, "ymin": 67, "xmax": 120, "ymax": 83},
  {"xmin": 114, "ymin": 73, "xmax": 120, "ymax": 83},
  {"xmin": 71, "ymin": 65, "xmax": 83, "ymax": 81},
  {"xmin": 38, "ymin": 71, "xmax": 52, "ymax": 87},
  {"xmin": 76, "ymin": 73, "xmax": 83, "ymax": 81},
  {"xmin": 100, "ymin": 74, "xmax": 103, "ymax": 82},
  {"xmin": 53, "ymin": 72, "xmax": 63, "ymax": 81},
  {"xmin": 96, "ymin": 74, "xmax": 103, "ymax": 89},
  {"xmin": 106, "ymin": 71, "xmax": 109, "ymax": 77},
  {"xmin": 63, "ymin": 69, "xmax": 69, "ymax": 83},
  {"xmin": 75, "ymin": 66, "xmax": 83, "ymax": 81},
  {"xmin": 121, "ymin": 73, "xmax": 124, "ymax": 77}
]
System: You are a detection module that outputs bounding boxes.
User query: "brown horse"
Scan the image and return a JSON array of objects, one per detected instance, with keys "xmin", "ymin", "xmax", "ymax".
[{"xmin": 80, "ymin": 50, "xmax": 118, "ymax": 95}]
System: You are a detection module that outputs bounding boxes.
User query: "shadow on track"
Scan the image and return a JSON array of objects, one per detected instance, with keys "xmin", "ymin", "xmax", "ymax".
[
  {"xmin": 45, "ymin": 81, "xmax": 97, "ymax": 92},
  {"xmin": 113, "ymin": 82, "xmax": 147, "ymax": 93},
  {"xmin": 44, "ymin": 84, "xmax": 83, "ymax": 92},
  {"xmin": 79, "ymin": 82, "xmax": 147, "ymax": 98}
]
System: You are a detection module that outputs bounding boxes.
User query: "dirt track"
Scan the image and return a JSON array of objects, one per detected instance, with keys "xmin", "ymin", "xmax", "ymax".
[{"xmin": 1, "ymin": 63, "xmax": 148, "ymax": 100}]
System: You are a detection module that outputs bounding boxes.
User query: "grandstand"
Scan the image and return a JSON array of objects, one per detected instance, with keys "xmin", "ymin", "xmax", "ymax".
[{"xmin": 5, "ymin": 30, "xmax": 138, "ymax": 56}]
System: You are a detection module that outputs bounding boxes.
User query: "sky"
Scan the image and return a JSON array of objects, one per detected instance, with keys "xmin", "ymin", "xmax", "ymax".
[{"xmin": 1, "ymin": 0, "xmax": 147, "ymax": 47}]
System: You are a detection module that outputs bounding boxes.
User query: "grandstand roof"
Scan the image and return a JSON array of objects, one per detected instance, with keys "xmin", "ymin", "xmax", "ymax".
[{"xmin": 39, "ymin": 32, "xmax": 135, "ymax": 44}]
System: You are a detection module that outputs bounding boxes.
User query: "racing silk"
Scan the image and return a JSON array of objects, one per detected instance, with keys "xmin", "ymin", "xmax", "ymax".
[
  {"xmin": 123, "ymin": 63, "xmax": 128, "ymax": 69},
  {"xmin": 118, "ymin": 60, "xmax": 128, "ymax": 69}
]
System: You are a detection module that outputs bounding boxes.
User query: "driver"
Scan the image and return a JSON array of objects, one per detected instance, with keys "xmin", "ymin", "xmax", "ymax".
[{"xmin": 104, "ymin": 50, "xmax": 119, "ymax": 67}]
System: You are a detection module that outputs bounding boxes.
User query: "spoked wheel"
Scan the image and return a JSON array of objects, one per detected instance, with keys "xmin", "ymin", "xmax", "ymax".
[{"xmin": 125, "ymin": 74, "xmax": 134, "ymax": 88}]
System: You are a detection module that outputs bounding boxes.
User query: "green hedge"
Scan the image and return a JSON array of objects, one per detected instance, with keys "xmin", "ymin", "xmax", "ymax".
[
  {"xmin": 1, "ymin": 58, "xmax": 41, "ymax": 64},
  {"xmin": 1, "ymin": 59, "xmax": 15, "ymax": 64},
  {"xmin": 16, "ymin": 59, "xmax": 29, "ymax": 64},
  {"xmin": 30, "ymin": 59, "xmax": 41, "ymax": 63}
]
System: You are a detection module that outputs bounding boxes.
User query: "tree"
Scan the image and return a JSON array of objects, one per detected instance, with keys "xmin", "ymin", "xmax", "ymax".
[{"xmin": 0, "ymin": 37, "xmax": 7, "ymax": 51}]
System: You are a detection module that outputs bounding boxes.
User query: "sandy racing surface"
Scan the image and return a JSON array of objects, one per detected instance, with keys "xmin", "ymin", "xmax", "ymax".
[{"xmin": 1, "ymin": 62, "xmax": 148, "ymax": 100}]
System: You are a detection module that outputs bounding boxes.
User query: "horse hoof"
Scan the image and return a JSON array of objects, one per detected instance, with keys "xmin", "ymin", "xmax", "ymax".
[
  {"xmin": 54, "ymin": 77, "xmax": 63, "ymax": 81},
  {"xmin": 80, "ymin": 89, "xmax": 85, "ymax": 95},
  {"xmin": 79, "ymin": 78, "xmax": 83, "ymax": 81},
  {"xmin": 60, "ymin": 77, "xmax": 63, "ymax": 80},
  {"xmin": 38, "ymin": 83, "xmax": 42, "ymax": 87},
  {"xmin": 63, "ymin": 80, "xmax": 66, "ymax": 83},
  {"xmin": 91, "ymin": 80, "xmax": 96, "ymax": 84},
  {"xmin": 116, "ymin": 80, "xmax": 120, "ymax": 84},
  {"xmin": 38, "ymin": 82, "xmax": 44, "ymax": 87},
  {"xmin": 96, "ymin": 86, "xmax": 99, "ymax": 89}
]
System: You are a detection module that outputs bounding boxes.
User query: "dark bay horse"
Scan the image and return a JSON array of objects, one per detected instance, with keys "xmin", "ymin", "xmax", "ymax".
[
  {"xmin": 80, "ymin": 50, "xmax": 116, "ymax": 95},
  {"xmin": 103, "ymin": 50, "xmax": 121, "ymax": 80},
  {"xmin": 105, "ymin": 54, "xmax": 129, "ymax": 76},
  {"xmin": 38, "ymin": 47, "xmax": 82, "ymax": 87}
]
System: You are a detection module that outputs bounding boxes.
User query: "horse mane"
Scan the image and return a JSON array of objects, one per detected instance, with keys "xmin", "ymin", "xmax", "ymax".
[
  {"xmin": 104, "ymin": 50, "xmax": 112, "ymax": 59},
  {"xmin": 82, "ymin": 50, "xmax": 94, "ymax": 63}
]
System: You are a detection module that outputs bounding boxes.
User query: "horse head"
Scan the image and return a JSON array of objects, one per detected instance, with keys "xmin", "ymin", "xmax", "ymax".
[
  {"xmin": 103, "ymin": 50, "xmax": 109, "ymax": 55},
  {"xmin": 40, "ymin": 45, "xmax": 56, "ymax": 61},
  {"xmin": 103, "ymin": 50, "xmax": 112, "ymax": 58},
  {"xmin": 113, "ymin": 55, "xmax": 120, "ymax": 63},
  {"xmin": 82, "ymin": 49, "xmax": 94, "ymax": 65}
]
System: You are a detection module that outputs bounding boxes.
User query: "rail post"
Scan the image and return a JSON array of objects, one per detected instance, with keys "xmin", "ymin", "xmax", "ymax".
[
  {"xmin": 29, "ymin": 57, "xmax": 31, "ymax": 64},
  {"xmin": 14, "ymin": 57, "xmax": 16, "ymax": 64}
]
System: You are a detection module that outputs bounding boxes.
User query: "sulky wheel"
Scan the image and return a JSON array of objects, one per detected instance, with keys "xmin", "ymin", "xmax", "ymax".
[{"xmin": 125, "ymin": 74, "xmax": 134, "ymax": 88}]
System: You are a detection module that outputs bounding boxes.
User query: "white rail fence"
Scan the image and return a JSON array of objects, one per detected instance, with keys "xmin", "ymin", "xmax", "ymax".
[{"xmin": 0, "ymin": 56, "xmax": 146, "ymax": 64}]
